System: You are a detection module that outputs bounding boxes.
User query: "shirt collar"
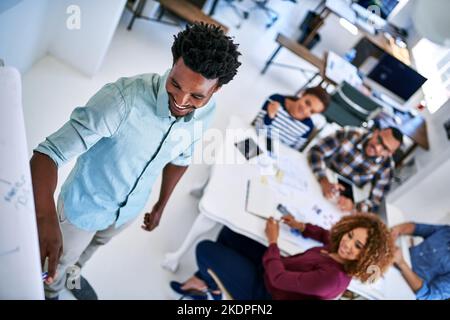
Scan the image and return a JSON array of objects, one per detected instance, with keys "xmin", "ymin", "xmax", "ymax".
[{"xmin": 155, "ymin": 69, "xmax": 197, "ymax": 123}]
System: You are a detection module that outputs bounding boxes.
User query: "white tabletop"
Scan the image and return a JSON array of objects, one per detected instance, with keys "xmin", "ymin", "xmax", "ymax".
[
  {"xmin": 199, "ymin": 116, "xmax": 344, "ymax": 255},
  {"xmin": 197, "ymin": 116, "xmax": 415, "ymax": 300}
]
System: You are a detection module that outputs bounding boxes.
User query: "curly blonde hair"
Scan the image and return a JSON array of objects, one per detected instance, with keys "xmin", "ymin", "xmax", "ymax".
[{"xmin": 329, "ymin": 213, "xmax": 394, "ymax": 283}]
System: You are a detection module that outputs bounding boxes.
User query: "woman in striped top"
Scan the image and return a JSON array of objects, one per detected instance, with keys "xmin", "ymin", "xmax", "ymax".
[{"xmin": 255, "ymin": 86, "xmax": 330, "ymax": 150}]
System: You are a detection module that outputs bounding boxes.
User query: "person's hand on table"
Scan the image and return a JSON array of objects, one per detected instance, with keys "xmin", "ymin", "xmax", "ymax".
[
  {"xmin": 265, "ymin": 217, "xmax": 279, "ymax": 245},
  {"xmin": 319, "ymin": 177, "xmax": 344, "ymax": 200},
  {"xmin": 267, "ymin": 100, "xmax": 280, "ymax": 119},
  {"xmin": 281, "ymin": 214, "xmax": 305, "ymax": 231},
  {"xmin": 338, "ymin": 196, "xmax": 354, "ymax": 212}
]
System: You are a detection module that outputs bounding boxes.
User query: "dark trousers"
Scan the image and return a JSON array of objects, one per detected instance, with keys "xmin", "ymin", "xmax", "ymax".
[{"xmin": 195, "ymin": 226, "xmax": 271, "ymax": 300}]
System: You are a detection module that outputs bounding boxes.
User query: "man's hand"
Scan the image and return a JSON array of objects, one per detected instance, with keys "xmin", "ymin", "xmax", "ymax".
[
  {"xmin": 267, "ymin": 100, "xmax": 280, "ymax": 119},
  {"xmin": 141, "ymin": 205, "xmax": 164, "ymax": 232},
  {"xmin": 265, "ymin": 218, "xmax": 279, "ymax": 244},
  {"xmin": 338, "ymin": 196, "xmax": 354, "ymax": 212},
  {"xmin": 319, "ymin": 178, "xmax": 344, "ymax": 199},
  {"xmin": 141, "ymin": 163, "xmax": 188, "ymax": 232},
  {"xmin": 37, "ymin": 215, "xmax": 63, "ymax": 285},
  {"xmin": 30, "ymin": 152, "xmax": 61, "ymax": 285}
]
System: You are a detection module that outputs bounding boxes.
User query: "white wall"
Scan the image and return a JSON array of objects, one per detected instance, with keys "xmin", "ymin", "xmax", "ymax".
[
  {"xmin": 388, "ymin": 100, "xmax": 450, "ymax": 224},
  {"xmin": 0, "ymin": 0, "xmax": 126, "ymax": 76},
  {"xmin": 0, "ymin": 0, "xmax": 51, "ymax": 73},
  {"xmin": 47, "ymin": 0, "xmax": 126, "ymax": 76},
  {"xmin": 388, "ymin": 0, "xmax": 414, "ymax": 29}
]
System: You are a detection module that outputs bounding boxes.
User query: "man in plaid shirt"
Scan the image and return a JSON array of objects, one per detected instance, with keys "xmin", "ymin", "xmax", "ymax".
[{"xmin": 308, "ymin": 126, "xmax": 403, "ymax": 213}]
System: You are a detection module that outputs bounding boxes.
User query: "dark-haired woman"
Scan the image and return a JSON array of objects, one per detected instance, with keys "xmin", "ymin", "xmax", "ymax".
[{"xmin": 254, "ymin": 86, "xmax": 330, "ymax": 150}]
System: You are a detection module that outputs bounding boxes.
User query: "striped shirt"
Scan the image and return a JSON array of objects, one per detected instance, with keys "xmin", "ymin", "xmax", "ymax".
[
  {"xmin": 308, "ymin": 127, "xmax": 395, "ymax": 213},
  {"xmin": 254, "ymin": 94, "xmax": 314, "ymax": 150}
]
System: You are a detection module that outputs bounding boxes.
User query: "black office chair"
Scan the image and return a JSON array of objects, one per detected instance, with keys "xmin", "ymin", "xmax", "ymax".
[
  {"xmin": 323, "ymin": 82, "xmax": 383, "ymax": 127},
  {"xmin": 247, "ymin": 0, "xmax": 297, "ymax": 28},
  {"xmin": 214, "ymin": 0, "xmax": 249, "ymax": 28}
]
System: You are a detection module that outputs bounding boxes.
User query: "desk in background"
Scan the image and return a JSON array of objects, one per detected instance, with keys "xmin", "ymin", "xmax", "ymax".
[
  {"xmin": 126, "ymin": 0, "xmax": 229, "ymax": 33},
  {"xmin": 303, "ymin": 0, "xmax": 410, "ymax": 65},
  {"xmin": 161, "ymin": 116, "xmax": 415, "ymax": 300}
]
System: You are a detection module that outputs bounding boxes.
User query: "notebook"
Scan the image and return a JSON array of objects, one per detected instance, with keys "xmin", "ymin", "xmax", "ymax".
[{"xmin": 245, "ymin": 177, "xmax": 281, "ymax": 220}]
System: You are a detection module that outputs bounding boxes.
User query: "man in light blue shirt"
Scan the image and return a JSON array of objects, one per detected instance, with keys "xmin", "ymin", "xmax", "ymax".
[
  {"xmin": 30, "ymin": 23, "xmax": 241, "ymax": 300},
  {"xmin": 392, "ymin": 222, "xmax": 450, "ymax": 300}
]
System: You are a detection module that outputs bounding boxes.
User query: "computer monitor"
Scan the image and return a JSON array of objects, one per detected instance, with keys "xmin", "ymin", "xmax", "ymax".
[
  {"xmin": 367, "ymin": 53, "xmax": 427, "ymax": 102},
  {"xmin": 354, "ymin": 0, "xmax": 399, "ymax": 19}
]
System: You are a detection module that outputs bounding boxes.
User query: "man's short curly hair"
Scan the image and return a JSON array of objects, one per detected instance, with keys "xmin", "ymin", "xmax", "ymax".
[
  {"xmin": 171, "ymin": 22, "xmax": 241, "ymax": 86},
  {"xmin": 329, "ymin": 213, "xmax": 394, "ymax": 283}
]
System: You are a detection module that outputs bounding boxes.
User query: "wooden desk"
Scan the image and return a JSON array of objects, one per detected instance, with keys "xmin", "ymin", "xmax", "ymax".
[
  {"xmin": 261, "ymin": 33, "xmax": 325, "ymax": 80},
  {"xmin": 302, "ymin": 0, "xmax": 410, "ymax": 65},
  {"xmin": 126, "ymin": 0, "xmax": 228, "ymax": 34}
]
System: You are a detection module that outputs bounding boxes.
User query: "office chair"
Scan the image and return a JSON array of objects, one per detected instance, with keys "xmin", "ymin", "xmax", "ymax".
[
  {"xmin": 207, "ymin": 269, "xmax": 233, "ymax": 300},
  {"xmin": 247, "ymin": 0, "xmax": 297, "ymax": 28},
  {"xmin": 323, "ymin": 82, "xmax": 383, "ymax": 127},
  {"xmin": 217, "ymin": 0, "xmax": 250, "ymax": 28}
]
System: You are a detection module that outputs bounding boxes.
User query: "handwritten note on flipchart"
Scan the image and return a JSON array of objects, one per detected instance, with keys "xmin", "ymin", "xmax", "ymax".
[{"xmin": 0, "ymin": 66, "xmax": 43, "ymax": 299}]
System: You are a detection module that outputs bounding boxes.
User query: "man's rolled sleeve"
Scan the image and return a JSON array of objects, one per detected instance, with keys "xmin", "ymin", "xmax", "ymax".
[
  {"xmin": 34, "ymin": 83, "xmax": 127, "ymax": 167},
  {"xmin": 170, "ymin": 140, "xmax": 196, "ymax": 167},
  {"xmin": 413, "ymin": 223, "xmax": 447, "ymax": 239},
  {"xmin": 415, "ymin": 273, "xmax": 450, "ymax": 300}
]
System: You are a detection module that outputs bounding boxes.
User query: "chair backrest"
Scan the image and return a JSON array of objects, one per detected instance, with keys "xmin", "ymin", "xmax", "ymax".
[
  {"xmin": 324, "ymin": 82, "xmax": 383, "ymax": 127},
  {"xmin": 207, "ymin": 269, "xmax": 234, "ymax": 300}
]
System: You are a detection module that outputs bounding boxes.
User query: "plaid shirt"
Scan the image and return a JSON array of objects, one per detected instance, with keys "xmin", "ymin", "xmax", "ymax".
[{"xmin": 308, "ymin": 127, "xmax": 395, "ymax": 213}]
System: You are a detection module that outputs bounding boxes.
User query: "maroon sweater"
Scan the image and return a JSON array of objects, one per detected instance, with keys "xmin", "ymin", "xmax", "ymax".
[{"xmin": 263, "ymin": 223, "xmax": 351, "ymax": 300}]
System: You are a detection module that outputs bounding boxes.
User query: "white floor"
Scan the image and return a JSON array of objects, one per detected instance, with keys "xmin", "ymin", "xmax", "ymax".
[{"xmin": 21, "ymin": 0, "xmax": 360, "ymax": 299}]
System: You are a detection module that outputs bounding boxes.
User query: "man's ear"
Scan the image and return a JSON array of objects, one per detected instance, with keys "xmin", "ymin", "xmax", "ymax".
[{"xmin": 213, "ymin": 84, "xmax": 222, "ymax": 94}]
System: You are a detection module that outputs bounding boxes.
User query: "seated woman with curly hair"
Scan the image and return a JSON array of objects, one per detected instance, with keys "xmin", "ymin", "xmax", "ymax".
[{"xmin": 170, "ymin": 213, "xmax": 394, "ymax": 300}]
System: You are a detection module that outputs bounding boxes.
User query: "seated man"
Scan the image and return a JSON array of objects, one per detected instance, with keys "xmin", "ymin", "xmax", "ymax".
[
  {"xmin": 254, "ymin": 86, "xmax": 330, "ymax": 150},
  {"xmin": 308, "ymin": 126, "xmax": 403, "ymax": 213},
  {"xmin": 391, "ymin": 222, "xmax": 450, "ymax": 300}
]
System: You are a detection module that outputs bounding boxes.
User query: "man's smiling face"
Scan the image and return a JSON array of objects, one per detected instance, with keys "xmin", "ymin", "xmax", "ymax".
[{"xmin": 166, "ymin": 58, "xmax": 220, "ymax": 117}]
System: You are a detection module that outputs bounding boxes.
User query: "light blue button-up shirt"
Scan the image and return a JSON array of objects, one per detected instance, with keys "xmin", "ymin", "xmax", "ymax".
[
  {"xmin": 410, "ymin": 223, "xmax": 450, "ymax": 300},
  {"xmin": 35, "ymin": 70, "xmax": 215, "ymax": 231}
]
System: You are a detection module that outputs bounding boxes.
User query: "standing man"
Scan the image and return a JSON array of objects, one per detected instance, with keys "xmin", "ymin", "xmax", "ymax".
[
  {"xmin": 308, "ymin": 126, "xmax": 402, "ymax": 213},
  {"xmin": 30, "ymin": 23, "xmax": 241, "ymax": 300}
]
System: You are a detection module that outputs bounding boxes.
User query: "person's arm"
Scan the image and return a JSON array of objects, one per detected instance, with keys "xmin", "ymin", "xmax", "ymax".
[
  {"xmin": 391, "ymin": 222, "xmax": 416, "ymax": 241},
  {"xmin": 31, "ymin": 82, "xmax": 126, "ymax": 283},
  {"xmin": 30, "ymin": 152, "xmax": 61, "ymax": 284},
  {"xmin": 141, "ymin": 163, "xmax": 188, "ymax": 231},
  {"xmin": 281, "ymin": 215, "xmax": 330, "ymax": 245},
  {"xmin": 415, "ymin": 273, "xmax": 450, "ymax": 300},
  {"xmin": 396, "ymin": 246, "xmax": 450, "ymax": 300},
  {"xmin": 393, "ymin": 247, "xmax": 426, "ymax": 296},
  {"xmin": 395, "ymin": 259, "xmax": 424, "ymax": 292},
  {"xmin": 281, "ymin": 214, "xmax": 306, "ymax": 232},
  {"xmin": 262, "ymin": 244, "xmax": 340, "ymax": 297},
  {"xmin": 301, "ymin": 223, "xmax": 331, "ymax": 245},
  {"xmin": 355, "ymin": 164, "xmax": 393, "ymax": 213},
  {"xmin": 412, "ymin": 223, "xmax": 447, "ymax": 239},
  {"xmin": 307, "ymin": 129, "xmax": 346, "ymax": 198},
  {"xmin": 142, "ymin": 136, "xmax": 199, "ymax": 232},
  {"xmin": 254, "ymin": 94, "xmax": 282, "ymax": 129}
]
